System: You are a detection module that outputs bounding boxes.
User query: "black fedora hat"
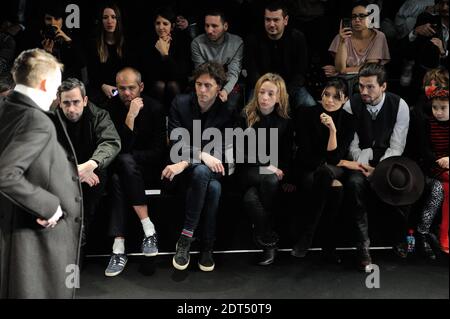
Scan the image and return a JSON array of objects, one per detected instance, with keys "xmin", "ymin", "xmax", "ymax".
[{"xmin": 369, "ymin": 156, "xmax": 425, "ymax": 206}]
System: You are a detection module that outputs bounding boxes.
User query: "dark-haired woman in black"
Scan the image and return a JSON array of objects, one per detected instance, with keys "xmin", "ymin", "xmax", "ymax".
[
  {"xmin": 290, "ymin": 79, "xmax": 360, "ymax": 262},
  {"xmin": 138, "ymin": 7, "xmax": 192, "ymax": 113},
  {"xmin": 87, "ymin": 3, "xmax": 128, "ymax": 106}
]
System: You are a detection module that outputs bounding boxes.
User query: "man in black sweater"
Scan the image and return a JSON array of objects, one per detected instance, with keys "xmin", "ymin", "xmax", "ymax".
[
  {"xmin": 104, "ymin": 67, "xmax": 166, "ymax": 277},
  {"xmin": 245, "ymin": 1, "xmax": 315, "ymax": 110}
]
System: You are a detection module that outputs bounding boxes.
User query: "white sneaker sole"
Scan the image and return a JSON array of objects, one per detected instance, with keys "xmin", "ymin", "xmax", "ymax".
[
  {"xmin": 143, "ymin": 251, "xmax": 158, "ymax": 257},
  {"xmin": 173, "ymin": 256, "xmax": 190, "ymax": 270},
  {"xmin": 198, "ymin": 262, "xmax": 215, "ymax": 272}
]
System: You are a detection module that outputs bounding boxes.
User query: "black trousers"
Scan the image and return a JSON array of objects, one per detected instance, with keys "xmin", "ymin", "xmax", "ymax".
[
  {"xmin": 238, "ymin": 166, "xmax": 280, "ymax": 247},
  {"xmin": 295, "ymin": 164, "xmax": 344, "ymax": 250},
  {"xmin": 108, "ymin": 153, "xmax": 152, "ymax": 238},
  {"xmin": 81, "ymin": 169, "xmax": 107, "ymax": 245},
  {"xmin": 344, "ymin": 170, "xmax": 410, "ymax": 248}
]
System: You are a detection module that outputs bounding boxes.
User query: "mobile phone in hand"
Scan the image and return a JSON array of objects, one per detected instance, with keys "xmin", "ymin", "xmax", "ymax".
[{"xmin": 342, "ymin": 18, "xmax": 352, "ymax": 30}]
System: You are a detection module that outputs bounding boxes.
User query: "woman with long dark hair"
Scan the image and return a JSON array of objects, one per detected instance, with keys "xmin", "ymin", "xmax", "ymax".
[{"xmin": 87, "ymin": 3, "xmax": 127, "ymax": 105}]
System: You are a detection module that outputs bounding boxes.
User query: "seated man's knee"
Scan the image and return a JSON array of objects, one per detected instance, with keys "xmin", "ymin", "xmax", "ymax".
[
  {"xmin": 347, "ymin": 172, "xmax": 366, "ymax": 188},
  {"xmin": 115, "ymin": 153, "xmax": 134, "ymax": 166},
  {"xmin": 314, "ymin": 165, "xmax": 334, "ymax": 183},
  {"xmin": 115, "ymin": 153, "xmax": 141, "ymax": 176},
  {"xmin": 191, "ymin": 164, "xmax": 212, "ymax": 181},
  {"xmin": 116, "ymin": 153, "xmax": 134, "ymax": 166},
  {"xmin": 263, "ymin": 173, "xmax": 280, "ymax": 190}
]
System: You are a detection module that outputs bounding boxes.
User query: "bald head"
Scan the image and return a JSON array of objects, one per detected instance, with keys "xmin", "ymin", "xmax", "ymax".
[
  {"xmin": 116, "ymin": 67, "xmax": 144, "ymax": 107},
  {"xmin": 116, "ymin": 67, "xmax": 142, "ymax": 84}
]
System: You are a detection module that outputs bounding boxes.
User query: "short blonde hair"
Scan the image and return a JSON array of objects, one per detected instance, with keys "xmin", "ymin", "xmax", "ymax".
[{"xmin": 11, "ymin": 48, "xmax": 63, "ymax": 88}]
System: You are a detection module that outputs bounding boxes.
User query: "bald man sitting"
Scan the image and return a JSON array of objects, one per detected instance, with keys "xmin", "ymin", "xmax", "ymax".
[{"xmin": 104, "ymin": 67, "xmax": 167, "ymax": 276}]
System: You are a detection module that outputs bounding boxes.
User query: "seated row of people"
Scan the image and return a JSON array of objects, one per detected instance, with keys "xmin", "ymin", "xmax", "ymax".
[
  {"xmin": 4, "ymin": 0, "xmax": 447, "ymax": 116},
  {"xmin": 33, "ymin": 1, "xmax": 397, "ymax": 115},
  {"xmin": 53, "ymin": 61, "xmax": 448, "ymax": 277}
]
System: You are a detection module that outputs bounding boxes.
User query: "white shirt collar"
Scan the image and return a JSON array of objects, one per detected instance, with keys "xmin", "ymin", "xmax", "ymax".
[
  {"xmin": 366, "ymin": 93, "xmax": 386, "ymax": 112},
  {"xmin": 14, "ymin": 84, "xmax": 52, "ymax": 112}
]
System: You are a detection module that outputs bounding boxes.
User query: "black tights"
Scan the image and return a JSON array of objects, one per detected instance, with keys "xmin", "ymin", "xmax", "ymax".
[
  {"xmin": 239, "ymin": 167, "xmax": 280, "ymax": 246},
  {"xmin": 296, "ymin": 164, "xmax": 344, "ymax": 250},
  {"xmin": 151, "ymin": 80, "xmax": 181, "ymax": 114}
]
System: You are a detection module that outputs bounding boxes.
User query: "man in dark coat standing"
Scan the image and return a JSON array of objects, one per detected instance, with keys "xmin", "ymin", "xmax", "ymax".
[{"xmin": 0, "ymin": 48, "xmax": 83, "ymax": 299}]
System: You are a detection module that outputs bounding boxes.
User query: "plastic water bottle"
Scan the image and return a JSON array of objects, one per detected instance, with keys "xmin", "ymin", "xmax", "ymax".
[{"xmin": 406, "ymin": 229, "xmax": 415, "ymax": 253}]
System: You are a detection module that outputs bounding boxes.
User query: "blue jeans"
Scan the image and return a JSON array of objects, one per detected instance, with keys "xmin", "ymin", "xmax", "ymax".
[
  {"xmin": 290, "ymin": 86, "xmax": 316, "ymax": 108},
  {"xmin": 183, "ymin": 164, "xmax": 222, "ymax": 243}
]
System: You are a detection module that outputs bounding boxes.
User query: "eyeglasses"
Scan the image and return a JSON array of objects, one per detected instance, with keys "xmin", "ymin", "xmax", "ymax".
[{"xmin": 351, "ymin": 13, "xmax": 369, "ymax": 20}]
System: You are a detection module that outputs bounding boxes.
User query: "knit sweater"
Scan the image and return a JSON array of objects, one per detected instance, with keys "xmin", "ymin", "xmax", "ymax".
[
  {"xmin": 429, "ymin": 117, "xmax": 449, "ymax": 177},
  {"xmin": 191, "ymin": 32, "xmax": 244, "ymax": 94}
]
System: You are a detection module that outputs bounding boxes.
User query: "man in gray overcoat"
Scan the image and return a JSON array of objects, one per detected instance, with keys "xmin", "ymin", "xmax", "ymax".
[{"xmin": 0, "ymin": 48, "xmax": 83, "ymax": 299}]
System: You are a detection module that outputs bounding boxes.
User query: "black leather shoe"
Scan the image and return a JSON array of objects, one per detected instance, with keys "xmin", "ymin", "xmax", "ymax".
[{"xmin": 258, "ymin": 247, "xmax": 276, "ymax": 266}]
